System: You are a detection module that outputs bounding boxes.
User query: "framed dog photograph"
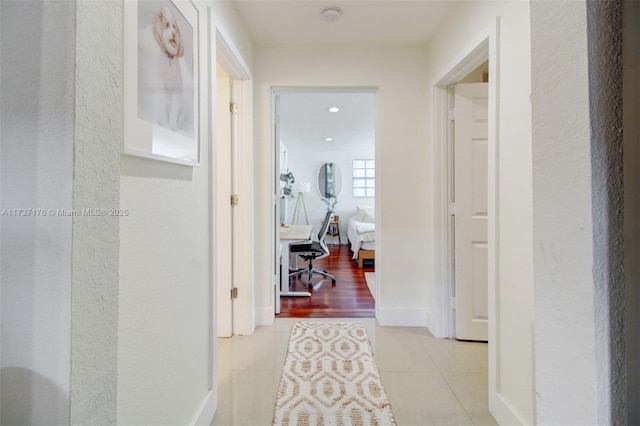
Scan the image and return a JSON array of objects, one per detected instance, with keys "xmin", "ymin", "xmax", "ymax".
[{"xmin": 124, "ymin": 0, "xmax": 200, "ymax": 166}]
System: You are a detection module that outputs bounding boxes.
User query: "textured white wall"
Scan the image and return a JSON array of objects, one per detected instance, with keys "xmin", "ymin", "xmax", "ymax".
[
  {"xmin": 2, "ymin": 0, "xmax": 253, "ymax": 424},
  {"xmin": 531, "ymin": 1, "xmax": 598, "ymax": 424},
  {"xmin": 72, "ymin": 0, "xmax": 122, "ymax": 423},
  {"xmin": 0, "ymin": 1, "xmax": 74, "ymax": 423},
  {"xmin": 586, "ymin": 2, "xmax": 625, "ymax": 423},
  {"xmin": 624, "ymin": 1, "xmax": 640, "ymax": 422},
  {"xmin": 425, "ymin": 2, "xmax": 534, "ymax": 424},
  {"xmin": 254, "ymin": 44, "xmax": 431, "ymax": 325}
]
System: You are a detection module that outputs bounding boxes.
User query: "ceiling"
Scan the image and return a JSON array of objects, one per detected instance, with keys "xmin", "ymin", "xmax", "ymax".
[
  {"xmin": 238, "ymin": 2, "xmax": 455, "ymax": 150},
  {"xmin": 278, "ymin": 91, "xmax": 375, "ymax": 150},
  {"xmin": 232, "ymin": 1, "xmax": 457, "ymax": 45}
]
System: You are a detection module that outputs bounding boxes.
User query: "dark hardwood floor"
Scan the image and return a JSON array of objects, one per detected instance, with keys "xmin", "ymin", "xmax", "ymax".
[{"xmin": 278, "ymin": 244, "xmax": 375, "ymax": 318}]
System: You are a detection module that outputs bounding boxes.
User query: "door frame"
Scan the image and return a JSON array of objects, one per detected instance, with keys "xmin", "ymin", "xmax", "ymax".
[
  {"xmin": 431, "ymin": 16, "xmax": 511, "ymax": 422},
  {"xmin": 269, "ymin": 86, "xmax": 378, "ymax": 317},
  {"xmin": 198, "ymin": 9, "xmax": 253, "ymax": 425},
  {"xmin": 211, "ymin": 12, "xmax": 254, "ymax": 338},
  {"xmin": 431, "ymin": 21, "xmax": 498, "ymax": 339}
]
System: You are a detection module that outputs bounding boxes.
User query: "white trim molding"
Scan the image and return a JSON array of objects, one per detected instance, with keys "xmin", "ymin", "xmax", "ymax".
[
  {"xmin": 430, "ymin": 17, "xmax": 517, "ymax": 426},
  {"xmin": 192, "ymin": 389, "xmax": 218, "ymax": 426},
  {"xmin": 211, "ymin": 9, "xmax": 255, "ymax": 337},
  {"xmin": 430, "ymin": 27, "xmax": 492, "ymax": 339}
]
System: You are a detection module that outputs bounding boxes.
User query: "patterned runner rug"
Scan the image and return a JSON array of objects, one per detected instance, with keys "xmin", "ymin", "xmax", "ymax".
[{"xmin": 273, "ymin": 321, "xmax": 396, "ymax": 425}]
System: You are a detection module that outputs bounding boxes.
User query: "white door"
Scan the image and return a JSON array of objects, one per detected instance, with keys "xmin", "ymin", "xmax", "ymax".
[
  {"xmin": 453, "ymin": 82, "xmax": 489, "ymax": 341},
  {"xmin": 216, "ymin": 74, "xmax": 234, "ymax": 337}
]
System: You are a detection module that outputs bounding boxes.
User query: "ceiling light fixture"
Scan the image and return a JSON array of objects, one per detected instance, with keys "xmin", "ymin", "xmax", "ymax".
[
  {"xmin": 328, "ymin": 106, "xmax": 340, "ymax": 113},
  {"xmin": 324, "ymin": 137, "xmax": 333, "ymax": 142},
  {"xmin": 320, "ymin": 7, "xmax": 342, "ymax": 24}
]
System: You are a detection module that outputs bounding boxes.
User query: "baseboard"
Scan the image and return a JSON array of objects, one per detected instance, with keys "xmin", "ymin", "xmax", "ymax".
[
  {"xmin": 192, "ymin": 389, "xmax": 217, "ymax": 425},
  {"xmin": 364, "ymin": 272, "xmax": 376, "ymax": 301},
  {"xmin": 255, "ymin": 306, "xmax": 274, "ymax": 326},
  {"xmin": 375, "ymin": 307, "xmax": 429, "ymax": 327},
  {"xmin": 426, "ymin": 307, "xmax": 449, "ymax": 338},
  {"xmin": 490, "ymin": 391, "xmax": 527, "ymax": 425}
]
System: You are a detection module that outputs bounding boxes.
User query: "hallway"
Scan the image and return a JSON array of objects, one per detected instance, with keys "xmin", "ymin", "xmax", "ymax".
[
  {"xmin": 4, "ymin": 1, "xmax": 632, "ymax": 423},
  {"xmin": 212, "ymin": 318, "xmax": 495, "ymax": 425}
]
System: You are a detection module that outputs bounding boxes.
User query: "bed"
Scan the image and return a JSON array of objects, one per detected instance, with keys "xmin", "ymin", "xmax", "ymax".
[{"xmin": 347, "ymin": 207, "xmax": 375, "ymax": 268}]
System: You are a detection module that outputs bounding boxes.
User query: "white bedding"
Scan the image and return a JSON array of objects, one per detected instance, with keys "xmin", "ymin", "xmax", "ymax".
[
  {"xmin": 347, "ymin": 215, "xmax": 375, "ymax": 260},
  {"xmin": 354, "ymin": 222, "xmax": 375, "ymax": 234}
]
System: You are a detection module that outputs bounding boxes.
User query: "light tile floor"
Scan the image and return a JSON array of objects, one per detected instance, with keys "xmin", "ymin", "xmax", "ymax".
[{"xmin": 212, "ymin": 318, "xmax": 497, "ymax": 426}]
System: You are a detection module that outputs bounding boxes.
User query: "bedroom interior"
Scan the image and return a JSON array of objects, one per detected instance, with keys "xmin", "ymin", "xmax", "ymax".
[{"xmin": 276, "ymin": 89, "xmax": 376, "ymax": 317}]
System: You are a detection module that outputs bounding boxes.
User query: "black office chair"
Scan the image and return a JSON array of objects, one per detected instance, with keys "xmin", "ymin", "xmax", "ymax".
[{"xmin": 289, "ymin": 211, "xmax": 337, "ymax": 288}]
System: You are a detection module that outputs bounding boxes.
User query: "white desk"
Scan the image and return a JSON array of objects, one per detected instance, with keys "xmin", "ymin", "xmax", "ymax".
[{"xmin": 276, "ymin": 225, "xmax": 313, "ymax": 314}]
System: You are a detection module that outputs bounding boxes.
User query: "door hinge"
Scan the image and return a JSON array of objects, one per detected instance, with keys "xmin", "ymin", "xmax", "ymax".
[
  {"xmin": 450, "ymin": 296, "xmax": 456, "ymax": 310},
  {"xmin": 448, "ymin": 107, "xmax": 455, "ymax": 121},
  {"xmin": 448, "ymin": 202, "xmax": 456, "ymax": 216},
  {"xmin": 231, "ymin": 194, "xmax": 239, "ymax": 207},
  {"xmin": 231, "ymin": 287, "xmax": 238, "ymax": 299},
  {"xmin": 230, "ymin": 102, "xmax": 238, "ymax": 115}
]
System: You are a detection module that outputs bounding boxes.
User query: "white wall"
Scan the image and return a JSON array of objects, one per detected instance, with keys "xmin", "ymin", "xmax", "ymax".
[
  {"xmin": 254, "ymin": 44, "xmax": 431, "ymax": 325},
  {"xmin": 1, "ymin": 0, "xmax": 254, "ymax": 423},
  {"xmin": 284, "ymin": 134, "xmax": 375, "ymax": 241},
  {"xmin": 72, "ymin": 0, "xmax": 122, "ymax": 422},
  {"xmin": 530, "ymin": 2, "xmax": 595, "ymax": 424},
  {"xmin": 532, "ymin": 1, "xmax": 628, "ymax": 424},
  {"xmin": 425, "ymin": 1, "xmax": 534, "ymax": 424},
  {"xmin": 116, "ymin": 1, "xmax": 253, "ymax": 424},
  {"xmin": 116, "ymin": 2, "xmax": 211, "ymax": 416},
  {"xmin": 624, "ymin": 1, "xmax": 640, "ymax": 423},
  {"xmin": 0, "ymin": 1, "xmax": 74, "ymax": 423},
  {"xmin": 585, "ymin": 2, "xmax": 625, "ymax": 423},
  {"xmin": 118, "ymin": 159, "xmax": 211, "ymax": 426},
  {"xmin": 531, "ymin": 4, "xmax": 596, "ymax": 423}
]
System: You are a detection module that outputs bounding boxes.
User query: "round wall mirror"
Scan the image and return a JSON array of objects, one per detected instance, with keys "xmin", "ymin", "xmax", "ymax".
[{"xmin": 317, "ymin": 162, "xmax": 342, "ymax": 198}]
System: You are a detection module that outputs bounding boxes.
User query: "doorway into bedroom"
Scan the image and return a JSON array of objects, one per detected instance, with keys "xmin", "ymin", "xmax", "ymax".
[{"xmin": 274, "ymin": 89, "xmax": 377, "ymax": 318}]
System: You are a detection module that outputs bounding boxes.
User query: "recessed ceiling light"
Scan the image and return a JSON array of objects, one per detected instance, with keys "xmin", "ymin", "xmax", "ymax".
[
  {"xmin": 328, "ymin": 106, "xmax": 340, "ymax": 113},
  {"xmin": 324, "ymin": 137, "xmax": 333, "ymax": 142},
  {"xmin": 320, "ymin": 7, "xmax": 342, "ymax": 24}
]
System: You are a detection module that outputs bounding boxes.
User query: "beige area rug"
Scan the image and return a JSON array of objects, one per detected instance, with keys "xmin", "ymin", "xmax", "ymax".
[
  {"xmin": 273, "ymin": 322, "xmax": 396, "ymax": 426},
  {"xmin": 364, "ymin": 272, "xmax": 375, "ymax": 301}
]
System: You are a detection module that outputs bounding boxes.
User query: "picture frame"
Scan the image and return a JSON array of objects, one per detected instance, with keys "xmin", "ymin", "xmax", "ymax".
[{"xmin": 123, "ymin": 0, "xmax": 200, "ymax": 166}]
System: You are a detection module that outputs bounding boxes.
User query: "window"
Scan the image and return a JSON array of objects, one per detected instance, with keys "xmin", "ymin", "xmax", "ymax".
[{"xmin": 353, "ymin": 159, "xmax": 375, "ymax": 197}]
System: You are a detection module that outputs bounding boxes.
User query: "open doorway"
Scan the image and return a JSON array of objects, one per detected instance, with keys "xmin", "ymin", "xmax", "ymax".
[{"xmin": 273, "ymin": 89, "xmax": 377, "ymax": 318}]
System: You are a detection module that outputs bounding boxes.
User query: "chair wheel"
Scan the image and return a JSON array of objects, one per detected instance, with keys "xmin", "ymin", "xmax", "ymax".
[
  {"xmin": 332, "ymin": 279, "xmax": 336, "ymax": 284},
  {"xmin": 308, "ymin": 283, "xmax": 313, "ymax": 289}
]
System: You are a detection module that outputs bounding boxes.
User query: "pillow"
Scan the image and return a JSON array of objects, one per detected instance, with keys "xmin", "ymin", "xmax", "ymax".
[
  {"xmin": 356, "ymin": 206, "xmax": 375, "ymax": 223},
  {"xmin": 352, "ymin": 212, "xmax": 365, "ymax": 222}
]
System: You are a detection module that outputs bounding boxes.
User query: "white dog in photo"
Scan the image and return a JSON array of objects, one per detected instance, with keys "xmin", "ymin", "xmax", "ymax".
[{"xmin": 138, "ymin": 4, "xmax": 193, "ymax": 136}]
